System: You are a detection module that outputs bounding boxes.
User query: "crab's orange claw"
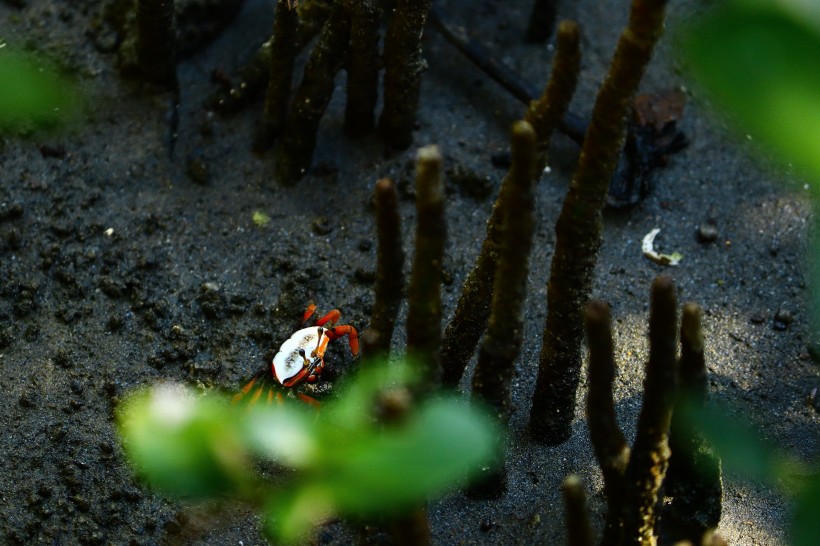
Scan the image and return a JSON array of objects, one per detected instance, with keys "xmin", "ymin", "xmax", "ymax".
[
  {"xmin": 302, "ymin": 303, "xmax": 317, "ymax": 324},
  {"xmin": 315, "ymin": 309, "xmax": 342, "ymax": 327},
  {"xmin": 329, "ymin": 325, "xmax": 359, "ymax": 356}
]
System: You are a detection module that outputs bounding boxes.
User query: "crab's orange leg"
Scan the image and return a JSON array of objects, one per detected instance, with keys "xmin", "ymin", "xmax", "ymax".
[
  {"xmin": 232, "ymin": 376, "xmax": 259, "ymax": 404},
  {"xmin": 327, "ymin": 325, "xmax": 359, "ymax": 356},
  {"xmin": 302, "ymin": 303, "xmax": 317, "ymax": 324},
  {"xmin": 315, "ymin": 309, "xmax": 341, "ymax": 327},
  {"xmin": 296, "ymin": 393, "xmax": 322, "ymax": 408},
  {"xmin": 248, "ymin": 385, "xmax": 265, "ymax": 407}
]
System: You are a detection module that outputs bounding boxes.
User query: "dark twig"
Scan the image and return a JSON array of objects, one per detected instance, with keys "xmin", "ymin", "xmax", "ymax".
[
  {"xmin": 406, "ymin": 146, "xmax": 445, "ymax": 390},
  {"xmin": 427, "ymin": 6, "xmax": 586, "ymax": 143},
  {"xmin": 529, "ymin": 0, "xmax": 670, "ymax": 445}
]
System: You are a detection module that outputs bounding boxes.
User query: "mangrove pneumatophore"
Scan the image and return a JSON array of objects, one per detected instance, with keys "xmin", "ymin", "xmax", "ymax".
[
  {"xmin": 529, "ymin": 0, "xmax": 671, "ymax": 446},
  {"xmin": 468, "ymin": 120, "xmax": 537, "ymax": 499},
  {"xmin": 406, "ymin": 145, "xmax": 446, "ymax": 392},
  {"xmin": 361, "ymin": 178, "xmax": 405, "ymax": 361},
  {"xmin": 440, "ymin": 19, "xmax": 580, "ymax": 387},
  {"xmin": 580, "ymin": 277, "xmax": 723, "ymax": 546}
]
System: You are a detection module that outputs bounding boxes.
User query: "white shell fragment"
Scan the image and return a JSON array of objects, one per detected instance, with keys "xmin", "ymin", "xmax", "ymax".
[
  {"xmin": 642, "ymin": 228, "xmax": 682, "ymax": 266},
  {"xmin": 272, "ymin": 327, "xmax": 328, "ymax": 384}
]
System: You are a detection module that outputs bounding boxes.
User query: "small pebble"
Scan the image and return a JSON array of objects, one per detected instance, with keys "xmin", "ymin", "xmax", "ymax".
[
  {"xmin": 773, "ymin": 308, "xmax": 793, "ymax": 331},
  {"xmin": 312, "ymin": 216, "xmax": 332, "ymax": 235},
  {"xmin": 774, "ymin": 308, "xmax": 793, "ymax": 324},
  {"xmin": 19, "ymin": 391, "xmax": 37, "ymax": 408},
  {"xmin": 0, "ymin": 201, "xmax": 24, "ymax": 222},
  {"xmin": 749, "ymin": 313, "xmax": 765, "ymax": 325},
  {"xmin": 696, "ymin": 220, "xmax": 718, "ymax": 243}
]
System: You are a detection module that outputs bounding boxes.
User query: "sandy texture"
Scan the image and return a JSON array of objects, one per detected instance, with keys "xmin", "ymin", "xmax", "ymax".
[{"xmin": 1, "ymin": 0, "xmax": 817, "ymax": 544}]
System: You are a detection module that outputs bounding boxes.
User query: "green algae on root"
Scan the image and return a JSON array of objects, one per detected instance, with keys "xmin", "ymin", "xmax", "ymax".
[
  {"xmin": 525, "ymin": 20, "xmax": 581, "ymax": 176},
  {"xmin": 664, "ymin": 303, "xmax": 723, "ymax": 543}
]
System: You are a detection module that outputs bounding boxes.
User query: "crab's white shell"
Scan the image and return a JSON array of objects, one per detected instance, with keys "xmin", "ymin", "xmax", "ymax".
[{"xmin": 272, "ymin": 327, "xmax": 328, "ymax": 384}]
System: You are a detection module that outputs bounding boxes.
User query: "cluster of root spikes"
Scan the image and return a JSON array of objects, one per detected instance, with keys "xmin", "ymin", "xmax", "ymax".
[
  {"xmin": 121, "ymin": 0, "xmax": 725, "ymax": 544},
  {"xmin": 362, "ymin": 131, "xmax": 722, "ymax": 544},
  {"xmin": 123, "ymin": 0, "xmax": 678, "ymax": 189},
  {"xmin": 345, "ymin": 0, "xmax": 722, "ymax": 543}
]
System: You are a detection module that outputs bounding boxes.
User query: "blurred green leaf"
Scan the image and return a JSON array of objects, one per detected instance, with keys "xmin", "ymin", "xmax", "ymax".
[
  {"xmin": 0, "ymin": 48, "xmax": 79, "ymax": 132},
  {"xmin": 264, "ymin": 486, "xmax": 335, "ymax": 544},
  {"xmin": 118, "ymin": 384, "xmax": 249, "ymax": 498},
  {"xmin": 683, "ymin": 0, "xmax": 820, "ymax": 183},
  {"xmin": 324, "ymin": 359, "xmax": 418, "ymax": 432},
  {"xmin": 792, "ymin": 473, "xmax": 820, "ymax": 546},
  {"xmin": 683, "ymin": 402, "xmax": 794, "ymax": 483},
  {"xmin": 316, "ymin": 398, "xmax": 497, "ymax": 515},
  {"xmin": 119, "ymin": 363, "xmax": 498, "ymax": 543},
  {"xmin": 244, "ymin": 405, "xmax": 318, "ymax": 468}
]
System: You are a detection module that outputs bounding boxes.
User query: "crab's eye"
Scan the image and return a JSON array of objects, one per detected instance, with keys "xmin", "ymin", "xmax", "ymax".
[{"xmin": 298, "ymin": 349, "xmax": 306, "ymax": 357}]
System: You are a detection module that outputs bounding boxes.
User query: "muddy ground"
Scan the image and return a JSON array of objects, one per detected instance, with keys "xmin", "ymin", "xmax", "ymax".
[{"xmin": 1, "ymin": 0, "xmax": 818, "ymax": 544}]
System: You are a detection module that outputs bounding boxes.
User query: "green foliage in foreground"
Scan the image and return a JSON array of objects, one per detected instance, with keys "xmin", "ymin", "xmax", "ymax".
[
  {"xmin": 117, "ymin": 364, "xmax": 498, "ymax": 543},
  {"xmin": 0, "ymin": 47, "xmax": 79, "ymax": 132},
  {"xmin": 685, "ymin": 403, "xmax": 820, "ymax": 546},
  {"xmin": 683, "ymin": 8, "xmax": 820, "ymax": 541},
  {"xmin": 682, "ymin": 0, "xmax": 820, "ymax": 185}
]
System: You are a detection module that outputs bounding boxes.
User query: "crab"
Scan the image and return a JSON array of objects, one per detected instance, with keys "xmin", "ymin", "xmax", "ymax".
[{"xmin": 232, "ymin": 304, "xmax": 359, "ymax": 407}]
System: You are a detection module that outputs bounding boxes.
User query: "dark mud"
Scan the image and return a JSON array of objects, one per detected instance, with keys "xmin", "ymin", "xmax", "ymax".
[{"xmin": 1, "ymin": 0, "xmax": 818, "ymax": 544}]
